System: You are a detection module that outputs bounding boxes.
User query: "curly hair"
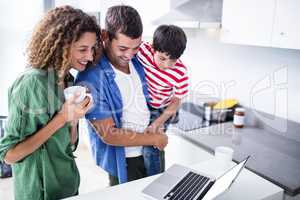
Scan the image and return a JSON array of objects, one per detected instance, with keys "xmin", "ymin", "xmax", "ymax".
[{"xmin": 26, "ymin": 5, "xmax": 102, "ymax": 86}]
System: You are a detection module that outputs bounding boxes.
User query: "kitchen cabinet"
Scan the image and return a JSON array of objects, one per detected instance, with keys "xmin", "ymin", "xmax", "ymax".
[
  {"xmin": 170, "ymin": 0, "xmax": 190, "ymax": 9},
  {"xmin": 165, "ymin": 133, "xmax": 213, "ymax": 168},
  {"xmin": 221, "ymin": 0, "xmax": 275, "ymax": 47},
  {"xmin": 271, "ymin": 0, "xmax": 300, "ymax": 49},
  {"xmin": 221, "ymin": 0, "xmax": 300, "ymax": 50}
]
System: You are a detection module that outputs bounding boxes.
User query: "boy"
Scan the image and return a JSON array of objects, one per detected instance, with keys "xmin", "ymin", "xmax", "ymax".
[{"xmin": 137, "ymin": 25, "xmax": 188, "ymax": 173}]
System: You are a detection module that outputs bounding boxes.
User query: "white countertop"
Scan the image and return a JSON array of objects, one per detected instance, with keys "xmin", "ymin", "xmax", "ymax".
[{"xmin": 66, "ymin": 158, "xmax": 284, "ymax": 200}]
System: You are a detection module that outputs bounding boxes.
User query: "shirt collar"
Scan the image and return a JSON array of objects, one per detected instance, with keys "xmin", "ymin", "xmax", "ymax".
[
  {"xmin": 100, "ymin": 55, "xmax": 116, "ymax": 81},
  {"xmin": 100, "ymin": 55, "xmax": 139, "ymax": 81}
]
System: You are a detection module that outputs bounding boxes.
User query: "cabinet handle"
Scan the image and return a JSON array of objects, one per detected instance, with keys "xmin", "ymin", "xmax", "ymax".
[{"xmin": 222, "ymin": 29, "xmax": 230, "ymax": 33}]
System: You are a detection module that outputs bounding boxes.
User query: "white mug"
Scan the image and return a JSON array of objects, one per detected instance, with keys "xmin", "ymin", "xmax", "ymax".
[
  {"xmin": 214, "ymin": 146, "xmax": 234, "ymax": 170},
  {"xmin": 64, "ymin": 86, "xmax": 90, "ymax": 104}
]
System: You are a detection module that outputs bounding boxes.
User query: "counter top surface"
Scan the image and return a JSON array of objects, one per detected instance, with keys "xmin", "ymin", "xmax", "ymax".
[
  {"xmin": 66, "ymin": 159, "xmax": 283, "ymax": 200},
  {"xmin": 172, "ymin": 122, "xmax": 300, "ymax": 196}
]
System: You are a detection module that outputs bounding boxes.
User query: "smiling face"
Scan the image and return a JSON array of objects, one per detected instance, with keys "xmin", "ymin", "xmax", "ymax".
[
  {"xmin": 153, "ymin": 51, "xmax": 177, "ymax": 70},
  {"xmin": 70, "ymin": 32, "xmax": 97, "ymax": 72},
  {"xmin": 105, "ymin": 32, "xmax": 142, "ymax": 70}
]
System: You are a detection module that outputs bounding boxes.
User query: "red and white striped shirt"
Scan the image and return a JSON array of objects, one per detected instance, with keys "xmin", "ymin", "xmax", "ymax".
[{"xmin": 137, "ymin": 42, "xmax": 189, "ymax": 109}]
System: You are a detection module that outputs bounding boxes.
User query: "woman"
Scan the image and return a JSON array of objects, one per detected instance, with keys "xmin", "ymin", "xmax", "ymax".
[{"xmin": 0, "ymin": 6, "xmax": 102, "ymax": 200}]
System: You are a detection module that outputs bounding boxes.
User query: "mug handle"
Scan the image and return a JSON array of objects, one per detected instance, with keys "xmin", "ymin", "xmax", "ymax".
[{"xmin": 86, "ymin": 93, "xmax": 93, "ymax": 103}]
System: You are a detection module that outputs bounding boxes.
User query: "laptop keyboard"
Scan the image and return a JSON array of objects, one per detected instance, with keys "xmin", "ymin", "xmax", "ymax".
[{"xmin": 163, "ymin": 171, "xmax": 211, "ymax": 200}]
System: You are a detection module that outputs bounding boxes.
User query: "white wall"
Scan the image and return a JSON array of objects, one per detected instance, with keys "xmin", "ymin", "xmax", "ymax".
[
  {"xmin": 0, "ymin": 0, "xmax": 168, "ymax": 116},
  {"xmin": 0, "ymin": 0, "xmax": 43, "ymax": 116},
  {"xmin": 1, "ymin": 0, "xmax": 299, "ymax": 123},
  {"xmin": 56, "ymin": 0, "xmax": 169, "ymax": 36},
  {"xmin": 181, "ymin": 29, "xmax": 300, "ymax": 123},
  {"xmin": 56, "ymin": 0, "xmax": 101, "ymax": 11}
]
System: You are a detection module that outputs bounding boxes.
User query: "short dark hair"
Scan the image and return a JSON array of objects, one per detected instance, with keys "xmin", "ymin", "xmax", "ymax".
[
  {"xmin": 152, "ymin": 25, "xmax": 187, "ymax": 59},
  {"xmin": 105, "ymin": 5, "xmax": 143, "ymax": 40}
]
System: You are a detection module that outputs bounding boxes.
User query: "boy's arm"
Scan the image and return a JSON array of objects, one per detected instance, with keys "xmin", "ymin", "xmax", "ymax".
[
  {"xmin": 149, "ymin": 59, "xmax": 188, "ymax": 130},
  {"xmin": 147, "ymin": 97, "xmax": 181, "ymax": 133}
]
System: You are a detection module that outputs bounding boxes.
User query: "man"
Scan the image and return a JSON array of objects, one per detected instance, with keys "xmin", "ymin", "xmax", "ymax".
[{"xmin": 76, "ymin": 5, "xmax": 168, "ymax": 186}]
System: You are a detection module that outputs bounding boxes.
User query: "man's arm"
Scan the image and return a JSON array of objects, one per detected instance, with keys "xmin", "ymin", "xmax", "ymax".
[
  {"xmin": 90, "ymin": 118, "xmax": 168, "ymax": 150},
  {"xmin": 148, "ymin": 97, "xmax": 181, "ymax": 132}
]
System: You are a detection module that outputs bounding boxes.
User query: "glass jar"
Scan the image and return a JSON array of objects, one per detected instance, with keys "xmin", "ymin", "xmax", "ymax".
[{"xmin": 233, "ymin": 108, "xmax": 245, "ymax": 128}]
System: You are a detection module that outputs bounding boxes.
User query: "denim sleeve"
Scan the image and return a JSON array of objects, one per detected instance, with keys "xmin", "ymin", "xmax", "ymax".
[{"xmin": 75, "ymin": 69, "xmax": 112, "ymax": 121}]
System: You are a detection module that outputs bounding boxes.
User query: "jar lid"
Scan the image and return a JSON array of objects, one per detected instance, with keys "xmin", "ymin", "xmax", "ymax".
[{"xmin": 235, "ymin": 107, "xmax": 245, "ymax": 112}]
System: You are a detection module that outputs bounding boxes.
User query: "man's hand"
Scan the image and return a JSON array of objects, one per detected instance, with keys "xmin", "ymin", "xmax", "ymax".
[{"xmin": 151, "ymin": 130, "xmax": 168, "ymax": 150}]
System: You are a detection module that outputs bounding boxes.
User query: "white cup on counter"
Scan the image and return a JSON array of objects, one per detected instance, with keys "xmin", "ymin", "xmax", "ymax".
[
  {"xmin": 214, "ymin": 146, "xmax": 234, "ymax": 171},
  {"xmin": 64, "ymin": 86, "xmax": 92, "ymax": 104}
]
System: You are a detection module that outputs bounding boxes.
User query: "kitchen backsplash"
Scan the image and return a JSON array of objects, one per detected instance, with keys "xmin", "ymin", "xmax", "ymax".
[{"xmin": 181, "ymin": 29, "xmax": 300, "ymax": 123}]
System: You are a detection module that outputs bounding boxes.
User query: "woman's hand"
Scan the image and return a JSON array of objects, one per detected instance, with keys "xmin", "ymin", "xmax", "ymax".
[
  {"xmin": 3, "ymin": 93, "xmax": 93, "ymax": 164},
  {"xmin": 59, "ymin": 93, "xmax": 93, "ymax": 123},
  {"xmin": 70, "ymin": 120, "xmax": 79, "ymax": 145}
]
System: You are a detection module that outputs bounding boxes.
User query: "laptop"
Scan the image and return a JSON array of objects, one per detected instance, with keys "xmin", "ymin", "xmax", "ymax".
[{"xmin": 142, "ymin": 156, "xmax": 250, "ymax": 200}]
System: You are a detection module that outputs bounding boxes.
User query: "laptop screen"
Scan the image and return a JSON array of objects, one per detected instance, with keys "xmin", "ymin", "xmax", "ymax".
[{"xmin": 202, "ymin": 157, "xmax": 249, "ymax": 200}]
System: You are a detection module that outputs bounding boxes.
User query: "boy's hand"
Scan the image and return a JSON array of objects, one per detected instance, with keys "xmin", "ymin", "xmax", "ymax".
[
  {"xmin": 170, "ymin": 113, "xmax": 177, "ymax": 121},
  {"xmin": 145, "ymin": 122, "xmax": 163, "ymax": 134}
]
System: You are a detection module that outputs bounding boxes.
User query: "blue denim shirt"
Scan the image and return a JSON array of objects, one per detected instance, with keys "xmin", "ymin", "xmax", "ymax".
[{"xmin": 75, "ymin": 55, "xmax": 160, "ymax": 183}]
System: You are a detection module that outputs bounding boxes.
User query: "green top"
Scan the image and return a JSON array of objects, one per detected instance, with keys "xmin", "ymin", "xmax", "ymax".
[{"xmin": 0, "ymin": 68, "xmax": 80, "ymax": 200}]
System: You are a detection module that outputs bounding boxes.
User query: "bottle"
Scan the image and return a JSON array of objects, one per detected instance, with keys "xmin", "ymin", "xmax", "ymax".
[
  {"xmin": 204, "ymin": 104, "xmax": 212, "ymax": 126},
  {"xmin": 233, "ymin": 108, "xmax": 245, "ymax": 128}
]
